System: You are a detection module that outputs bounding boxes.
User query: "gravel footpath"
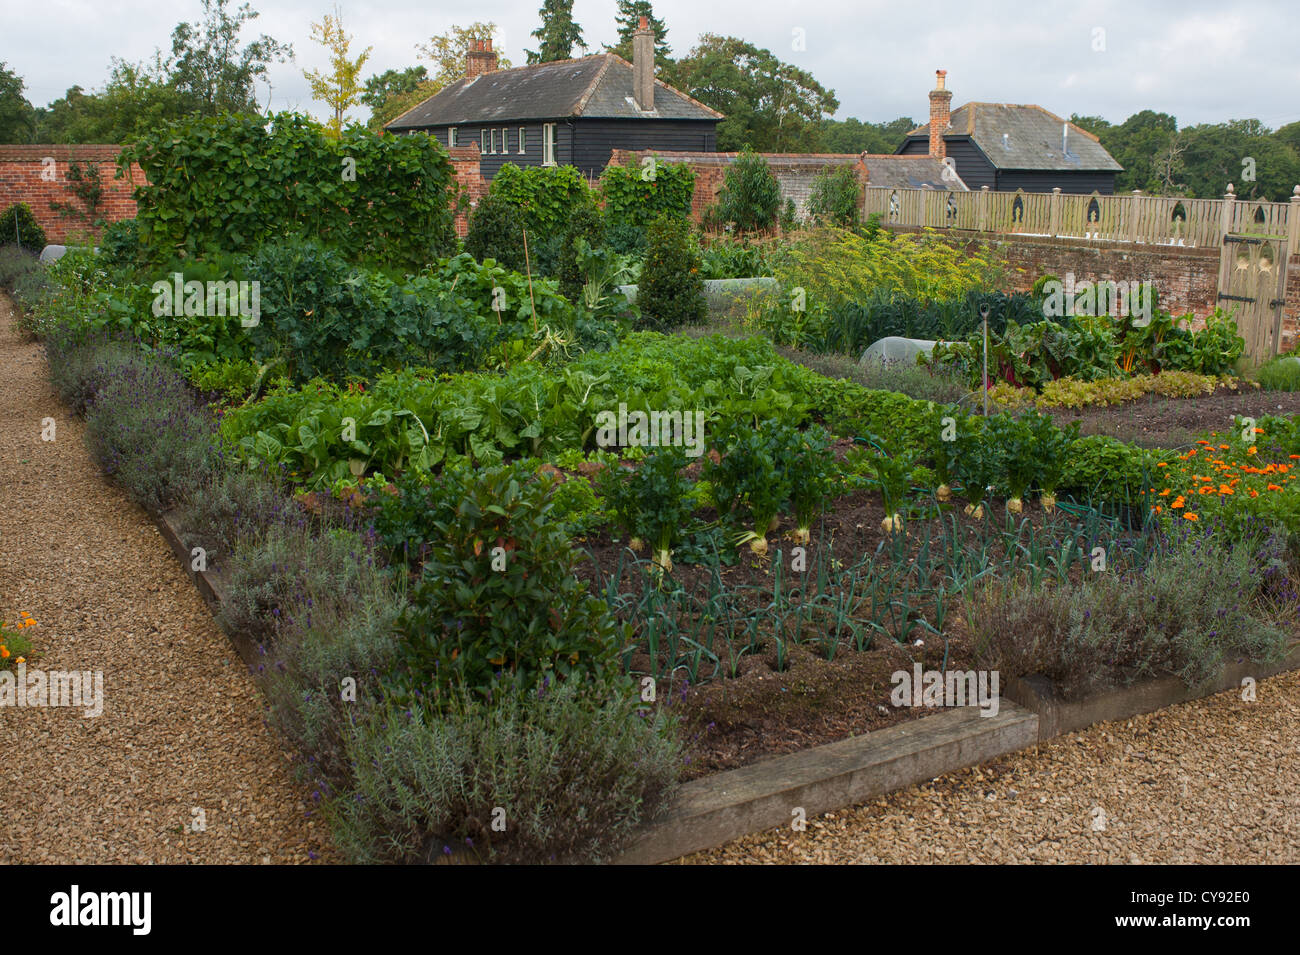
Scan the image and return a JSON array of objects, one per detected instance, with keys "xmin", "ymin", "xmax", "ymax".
[
  {"xmin": 0, "ymin": 294, "xmax": 334, "ymax": 863},
  {"xmin": 686, "ymin": 668, "xmax": 1300, "ymax": 863}
]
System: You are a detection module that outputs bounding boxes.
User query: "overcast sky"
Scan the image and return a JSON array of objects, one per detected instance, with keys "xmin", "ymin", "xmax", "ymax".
[{"xmin": 6, "ymin": 0, "xmax": 1299, "ymax": 131}]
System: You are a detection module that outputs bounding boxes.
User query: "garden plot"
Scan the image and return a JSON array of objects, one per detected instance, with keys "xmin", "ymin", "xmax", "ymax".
[{"xmin": 4, "ymin": 119, "xmax": 1299, "ymax": 865}]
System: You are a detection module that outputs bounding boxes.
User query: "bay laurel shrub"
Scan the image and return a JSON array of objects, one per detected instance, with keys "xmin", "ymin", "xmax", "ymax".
[
  {"xmin": 331, "ymin": 680, "xmax": 681, "ymax": 864},
  {"xmin": 0, "ymin": 203, "xmax": 46, "ymax": 253},
  {"xmin": 386, "ymin": 462, "xmax": 629, "ymax": 709},
  {"xmin": 464, "ymin": 192, "xmax": 528, "ymax": 273},
  {"xmin": 637, "ymin": 215, "xmax": 706, "ymax": 331},
  {"xmin": 121, "ymin": 112, "xmax": 457, "ymax": 270},
  {"xmin": 716, "ymin": 147, "xmax": 781, "ymax": 233},
  {"xmin": 807, "ymin": 165, "xmax": 862, "ymax": 227}
]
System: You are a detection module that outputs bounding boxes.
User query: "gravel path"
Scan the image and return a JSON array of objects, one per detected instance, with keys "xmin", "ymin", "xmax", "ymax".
[
  {"xmin": 686, "ymin": 668, "xmax": 1300, "ymax": 864},
  {"xmin": 0, "ymin": 294, "xmax": 333, "ymax": 863}
]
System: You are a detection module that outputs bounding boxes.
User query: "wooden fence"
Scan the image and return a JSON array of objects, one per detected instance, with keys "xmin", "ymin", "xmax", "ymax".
[{"xmin": 863, "ymin": 184, "xmax": 1300, "ymax": 254}]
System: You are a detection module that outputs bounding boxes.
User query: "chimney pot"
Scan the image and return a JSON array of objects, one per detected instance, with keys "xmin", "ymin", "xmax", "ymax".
[{"xmin": 466, "ymin": 37, "xmax": 499, "ymax": 79}]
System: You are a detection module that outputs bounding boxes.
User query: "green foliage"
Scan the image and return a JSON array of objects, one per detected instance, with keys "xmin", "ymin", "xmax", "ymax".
[
  {"xmin": 599, "ymin": 159, "xmax": 695, "ymax": 231},
  {"xmin": 121, "ymin": 112, "xmax": 456, "ymax": 270},
  {"xmin": 330, "ymin": 681, "xmax": 679, "ymax": 864},
  {"xmin": 1256, "ymin": 356, "xmax": 1300, "ymax": 392},
  {"xmin": 697, "ymin": 237, "xmax": 772, "ymax": 279},
  {"xmin": 807, "ymin": 165, "xmax": 861, "ymax": 227},
  {"xmin": 464, "ymin": 192, "xmax": 528, "ymax": 273},
  {"xmin": 527, "ymin": 0, "xmax": 587, "ymax": 63},
  {"xmin": 489, "ymin": 163, "xmax": 593, "ymax": 240},
  {"xmin": 775, "ymin": 227, "xmax": 1006, "ymax": 312},
  {"xmin": 599, "ymin": 447, "xmax": 695, "ymax": 569},
  {"xmin": 1, "ymin": 203, "xmax": 46, "ymax": 253},
  {"xmin": 557, "ymin": 201, "xmax": 606, "ymax": 299},
  {"xmin": 98, "ymin": 218, "xmax": 140, "ymax": 270},
  {"xmin": 390, "ymin": 463, "xmax": 628, "ymax": 707},
  {"xmin": 664, "ymin": 34, "xmax": 838, "ymax": 152},
  {"xmin": 973, "ymin": 525, "xmax": 1290, "ymax": 697},
  {"xmin": 716, "ymin": 147, "xmax": 781, "ymax": 233},
  {"xmin": 1060, "ymin": 435, "xmax": 1157, "ymax": 507},
  {"xmin": 0, "ymin": 244, "xmax": 39, "ymax": 291},
  {"xmin": 637, "ymin": 215, "xmax": 705, "ymax": 331}
]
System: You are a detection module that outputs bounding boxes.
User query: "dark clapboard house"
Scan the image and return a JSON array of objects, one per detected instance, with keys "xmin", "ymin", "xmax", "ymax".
[
  {"xmin": 897, "ymin": 71, "xmax": 1122, "ymax": 194},
  {"xmin": 386, "ymin": 18, "xmax": 722, "ymax": 179}
]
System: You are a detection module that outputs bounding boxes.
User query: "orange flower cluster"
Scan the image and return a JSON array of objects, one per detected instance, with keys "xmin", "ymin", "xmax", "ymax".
[
  {"xmin": 1150, "ymin": 434, "xmax": 1297, "ymax": 522},
  {"xmin": 0, "ymin": 611, "xmax": 36, "ymax": 664}
]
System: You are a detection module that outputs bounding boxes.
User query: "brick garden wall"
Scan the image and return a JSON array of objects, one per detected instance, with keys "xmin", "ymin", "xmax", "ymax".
[
  {"xmin": 447, "ymin": 144, "xmax": 486, "ymax": 238},
  {"xmin": 0, "ymin": 142, "xmax": 489, "ymax": 244},
  {"xmin": 610, "ymin": 149, "xmax": 868, "ymax": 223},
  {"xmin": 0, "ymin": 145, "xmax": 145, "ymax": 244},
  {"xmin": 890, "ymin": 225, "xmax": 1300, "ymax": 351}
]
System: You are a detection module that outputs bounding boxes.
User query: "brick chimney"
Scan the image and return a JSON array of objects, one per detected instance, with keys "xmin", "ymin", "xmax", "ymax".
[
  {"xmin": 633, "ymin": 15, "xmax": 654, "ymax": 111},
  {"xmin": 466, "ymin": 38, "xmax": 499, "ymax": 80},
  {"xmin": 929, "ymin": 69, "xmax": 952, "ymax": 159}
]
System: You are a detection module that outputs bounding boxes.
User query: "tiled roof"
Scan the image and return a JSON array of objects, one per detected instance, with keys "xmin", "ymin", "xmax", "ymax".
[
  {"xmin": 906, "ymin": 103, "xmax": 1122, "ymax": 171},
  {"xmin": 387, "ymin": 54, "xmax": 723, "ymax": 129}
]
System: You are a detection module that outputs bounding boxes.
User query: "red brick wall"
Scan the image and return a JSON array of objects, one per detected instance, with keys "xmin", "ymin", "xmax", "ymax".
[
  {"xmin": 1, "ymin": 142, "xmax": 487, "ymax": 244},
  {"xmin": 890, "ymin": 225, "xmax": 1300, "ymax": 351},
  {"xmin": 609, "ymin": 149, "xmax": 869, "ymax": 224},
  {"xmin": 0, "ymin": 145, "xmax": 145, "ymax": 244},
  {"xmin": 447, "ymin": 144, "xmax": 486, "ymax": 238}
]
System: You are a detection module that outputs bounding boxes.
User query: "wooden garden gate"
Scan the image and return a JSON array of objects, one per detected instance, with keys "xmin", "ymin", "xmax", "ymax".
[{"xmin": 1218, "ymin": 234, "xmax": 1289, "ymax": 362}]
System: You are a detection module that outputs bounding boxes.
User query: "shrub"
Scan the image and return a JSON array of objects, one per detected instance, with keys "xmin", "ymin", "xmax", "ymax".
[
  {"xmin": 777, "ymin": 227, "xmax": 1007, "ymax": 310},
  {"xmin": 972, "ymin": 523, "xmax": 1290, "ymax": 697},
  {"xmin": 122, "ymin": 113, "xmax": 457, "ymax": 270},
  {"xmin": 557, "ymin": 201, "xmax": 606, "ymax": 300},
  {"xmin": 255, "ymin": 544, "xmax": 405, "ymax": 793},
  {"xmin": 172, "ymin": 463, "xmax": 304, "ymax": 564},
  {"xmin": 1257, "ymin": 356, "xmax": 1300, "ymax": 392},
  {"xmin": 0, "ymin": 244, "xmax": 39, "ymax": 292},
  {"xmin": 599, "ymin": 158, "xmax": 695, "ymax": 231},
  {"xmin": 83, "ymin": 346, "xmax": 218, "ymax": 510},
  {"xmin": 488, "ymin": 163, "xmax": 594, "ymax": 239},
  {"xmin": 605, "ymin": 220, "xmax": 648, "ymax": 257},
  {"xmin": 219, "ymin": 522, "xmax": 380, "ymax": 645},
  {"xmin": 716, "ymin": 148, "xmax": 781, "ymax": 233},
  {"xmin": 807, "ymin": 166, "xmax": 861, "ymax": 227},
  {"xmin": 464, "ymin": 193, "xmax": 528, "ymax": 274},
  {"xmin": 0, "ymin": 203, "xmax": 46, "ymax": 253},
  {"xmin": 388, "ymin": 463, "xmax": 629, "ymax": 708},
  {"xmin": 637, "ymin": 215, "xmax": 705, "ymax": 331},
  {"xmin": 329, "ymin": 680, "xmax": 680, "ymax": 864},
  {"xmin": 99, "ymin": 218, "xmax": 141, "ymax": 271}
]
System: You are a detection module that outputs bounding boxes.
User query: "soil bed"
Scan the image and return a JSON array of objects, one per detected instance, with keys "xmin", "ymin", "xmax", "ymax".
[{"xmin": 1044, "ymin": 383, "xmax": 1300, "ymax": 449}]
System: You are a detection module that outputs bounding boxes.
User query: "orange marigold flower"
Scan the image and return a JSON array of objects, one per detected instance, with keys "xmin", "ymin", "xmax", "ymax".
[
  {"xmin": 1183, "ymin": 513, "xmax": 1199, "ymax": 521},
  {"xmin": 1247, "ymin": 446, "xmax": 1257, "ymax": 455},
  {"xmin": 0, "ymin": 647, "xmax": 8, "ymax": 659},
  {"xmin": 1159, "ymin": 488, "xmax": 1171, "ymax": 497},
  {"xmin": 1171, "ymin": 497, "xmax": 1185, "ymax": 508},
  {"xmin": 1249, "ymin": 489, "xmax": 1259, "ymax": 498},
  {"xmin": 1267, "ymin": 483, "xmax": 1283, "ymax": 491}
]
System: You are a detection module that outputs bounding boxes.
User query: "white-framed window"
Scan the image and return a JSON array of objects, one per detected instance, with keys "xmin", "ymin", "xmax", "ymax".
[
  {"xmin": 448, "ymin": 127, "xmax": 458, "ymax": 147},
  {"xmin": 501, "ymin": 128, "xmax": 510, "ymax": 152},
  {"xmin": 518, "ymin": 127, "xmax": 526, "ymax": 154},
  {"xmin": 542, "ymin": 123, "xmax": 556, "ymax": 165},
  {"xmin": 491, "ymin": 129, "xmax": 498, "ymax": 154},
  {"xmin": 480, "ymin": 129, "xmax": 488, "ymax": 153}
]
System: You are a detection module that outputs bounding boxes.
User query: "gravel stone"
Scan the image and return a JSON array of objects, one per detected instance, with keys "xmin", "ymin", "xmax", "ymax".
[{"xmin": 0, "ymin": 294, "xmax": 334, "ymax": 863}]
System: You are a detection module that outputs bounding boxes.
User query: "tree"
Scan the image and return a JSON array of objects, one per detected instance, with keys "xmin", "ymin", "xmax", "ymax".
[
  {"xmin": 820, "ymin": 116, "xmax": 915, "ymax": 154},
  {"xmin": 527, "ymin": 0, "xmax": 586, "ymax": 64},
  {"xmin": 606, "ymin": 1, "xmax": 670, "ymax": 66},
  {"xmin": 0, "ymin": 63, "xmax": 35, "ymax": 144},
  {"xmin": 416, "ymin": 23, "xmax": 512, "ymax": 86},
  {"xmin": 304, "ymin": 7, "xmax": 373, "ymax": 136},
  {"xmin": 664, "ymin": 35, "xmax": 838, "ymax": 151},
  {"xmin": 362, "ymin": 66, "xmax": 428, "ymax": 129},
  {"xmin": 167, "ymin": 0, "xmax": 293, "ymax": 116}
]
